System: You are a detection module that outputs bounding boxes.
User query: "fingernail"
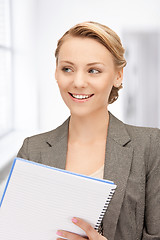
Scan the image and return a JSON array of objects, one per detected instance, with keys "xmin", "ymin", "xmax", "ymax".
[
  {"xmin": 56, "ymin": 230, "xmax": 63, "ymax": 236},
  {"xmin": 72, "ymin": 217, "xmax": 78, "ymax": 223}
]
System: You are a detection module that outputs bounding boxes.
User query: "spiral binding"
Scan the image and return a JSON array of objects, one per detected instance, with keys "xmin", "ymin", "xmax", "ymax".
[{"xmin": 94, "ymin": 188, "xmax": 116, "ymax": 234}]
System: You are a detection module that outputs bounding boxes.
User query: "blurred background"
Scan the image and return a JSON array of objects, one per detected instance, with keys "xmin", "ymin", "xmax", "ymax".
[{"xmin": 0, "ymin": 0, "xmax": 160, "ymax": 198}]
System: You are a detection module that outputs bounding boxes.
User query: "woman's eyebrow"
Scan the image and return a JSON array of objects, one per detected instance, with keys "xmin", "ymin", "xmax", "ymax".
[
  {"xmin": 59, "ymin": 61, "xmax": 74, "ymax": 65},
  {"xmin": 59, "ymin": 60, "xmax": 105, "ymax": 66},
  {"xmin": 86, "ymin": 62, "xmax": 105, "ymax": 66}
]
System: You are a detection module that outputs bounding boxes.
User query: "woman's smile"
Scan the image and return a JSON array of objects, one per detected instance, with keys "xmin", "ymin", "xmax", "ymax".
[{"xmin": 68, "ymin": 92, "xmax": 94, "ymax": 102}]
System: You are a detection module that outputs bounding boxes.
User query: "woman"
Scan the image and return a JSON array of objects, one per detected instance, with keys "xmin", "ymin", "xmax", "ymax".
[{"xmin": 17, "ymin": 21, "xmax": 160, "ymax": 240}]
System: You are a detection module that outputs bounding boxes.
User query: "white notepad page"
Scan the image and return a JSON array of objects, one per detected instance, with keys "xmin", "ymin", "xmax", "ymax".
[{"xmin": 0, "ymin": 158, "xmax": 116, "ymax": 240}]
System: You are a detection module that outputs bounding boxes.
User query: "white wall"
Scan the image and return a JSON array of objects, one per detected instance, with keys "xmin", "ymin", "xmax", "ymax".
[{"xmin": 12, "ymin": 0, "xmax": 38, "ymax": 131}]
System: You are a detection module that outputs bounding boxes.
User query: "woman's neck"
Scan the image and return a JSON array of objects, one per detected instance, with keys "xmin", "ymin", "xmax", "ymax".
[{"xmin": 68, "ymin": 109, "xmax": 110, "ymax": 144}]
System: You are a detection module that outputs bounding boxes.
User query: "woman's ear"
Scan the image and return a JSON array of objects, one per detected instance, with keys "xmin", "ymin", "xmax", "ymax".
[{"xmin": 113, "ymin": 68, "xmax": 123, "ymax": 88}]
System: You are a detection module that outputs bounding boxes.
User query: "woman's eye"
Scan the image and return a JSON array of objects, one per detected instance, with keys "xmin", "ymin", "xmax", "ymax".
[
  {"xmin": 89, "ymin": 69, "xmax": 100, "ymax": 74},
  {"xmin": 62, "ymin": 67, "xmax": 72, "ymax": 73}
]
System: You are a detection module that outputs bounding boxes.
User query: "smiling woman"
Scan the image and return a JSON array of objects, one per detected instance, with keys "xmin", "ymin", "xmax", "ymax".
[
  {"xmin": 55, "ymin": 37, "xmax": 123, "ymax": 118},
  {"xmin": 17, "ymin": 21, "xmax": 160, "ymax": 240},
  {"xmin": 55, "ymin": 22, "xmax": 126, "ymax": 105}
]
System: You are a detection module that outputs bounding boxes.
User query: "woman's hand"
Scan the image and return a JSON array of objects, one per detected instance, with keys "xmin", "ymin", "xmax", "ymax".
[{"xmin": 56, "ymin": 217, "xmax": 108, "ymax": 240}]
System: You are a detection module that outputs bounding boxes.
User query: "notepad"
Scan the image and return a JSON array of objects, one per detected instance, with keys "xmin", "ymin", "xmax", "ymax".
[{"xmin": 0, "ymin": 158, "xmax": 116, "ymax": 240}]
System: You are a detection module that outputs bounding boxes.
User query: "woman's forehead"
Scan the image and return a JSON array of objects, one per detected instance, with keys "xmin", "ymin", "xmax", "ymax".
[{"xmin": 58, "ymin": 37, "xmax": 114, "ymax": 65}]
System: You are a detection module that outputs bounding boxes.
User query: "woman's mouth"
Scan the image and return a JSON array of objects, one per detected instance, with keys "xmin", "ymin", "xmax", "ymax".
[{"xmin": 68, "ymin": 92, "xmax": 94, "ymax": 101}]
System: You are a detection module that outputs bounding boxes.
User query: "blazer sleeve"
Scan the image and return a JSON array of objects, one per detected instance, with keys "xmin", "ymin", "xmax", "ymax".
[{"xmin": 142, "ymin": 129, "xmax": 160, "ymax": 239}]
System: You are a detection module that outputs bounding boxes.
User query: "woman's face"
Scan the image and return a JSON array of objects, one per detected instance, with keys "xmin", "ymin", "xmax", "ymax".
[{"xmin": 55, "ymin": 37, "xmax": 123, "ymax": 117}]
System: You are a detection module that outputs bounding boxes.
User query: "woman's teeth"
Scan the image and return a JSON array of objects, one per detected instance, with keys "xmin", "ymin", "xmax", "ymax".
[
  {"xmin": 72, "ymin": 94, "xmax": 89, "ymax": 99},
  {"xmin": 71, "ymin": 94, "xmax": 93, "ymax": 99}
]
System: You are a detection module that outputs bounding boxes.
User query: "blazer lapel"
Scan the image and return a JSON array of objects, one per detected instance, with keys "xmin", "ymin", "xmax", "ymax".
[
  {"xmin": 103, "ymin": 113, "xmax": 133, "ymax": 240},
  {"xmin": 41, "ymin": 118, "xmax": 70, "ymax": 169}
]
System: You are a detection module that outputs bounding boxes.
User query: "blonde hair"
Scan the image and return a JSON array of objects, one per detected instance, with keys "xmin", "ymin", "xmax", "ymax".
[{"xmin": 55, "ymin": 21, "xmax": 127, "ymax": 104}]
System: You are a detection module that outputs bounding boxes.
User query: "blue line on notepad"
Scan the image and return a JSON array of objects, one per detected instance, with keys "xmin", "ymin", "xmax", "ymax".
[
  {"xmin": 0, "ymin": 158, "xmax": 17, "ymax": 207},
  {"xmin": 16, "ymin": 157, "xmax": 115, "ymax": 184}
]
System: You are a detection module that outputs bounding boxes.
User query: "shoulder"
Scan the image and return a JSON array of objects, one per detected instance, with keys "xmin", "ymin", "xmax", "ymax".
[
  {"xmin": 124, "ymin": 122, "xmax": 160, "ymax": 149},
  {"xmin": 124, "ymin": 122, "xmax": 160, "ymax": 141},
  {"xmin": 108, "ymin": 112, "xmax": 160, "ymax": 148},
  {"xmin": 17, "ymin": 117, "xmax": 70, "ymax": 160},
  {"xmin": 111, "ymin": 112, "xmax": 160, "ymax": 172},
  {"xmin": 25, "ymin": 117, "xmax": 69, "ymax": 146},
  {"xmin": 109, "ymin": 112, "xmax": 160, "ymax": 170},
  {"xmin": 124, "ymin": 122, "xmax": 160, "ymax": 175}
]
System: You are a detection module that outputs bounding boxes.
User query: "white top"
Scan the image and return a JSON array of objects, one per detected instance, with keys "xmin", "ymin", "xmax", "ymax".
[{"xmin": 89, "ymin": 164, "xmax": 104, "ymax": 179}]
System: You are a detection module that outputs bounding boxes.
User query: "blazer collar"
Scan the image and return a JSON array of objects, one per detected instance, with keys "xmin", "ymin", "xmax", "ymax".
[
  {"xmin": 45, "ymin": 111, "xmax": 131, "ymax": 149},
  {"xmin": 107, "ymin": 111, "xmax": 131, "ymax": 146},
  {"xmin": 41, "ymin": 118, "xmax": 70, "ymax": 169},
  {"xmin": 41, "ymin": 112, "xmax": 133, "ymax": 239}
]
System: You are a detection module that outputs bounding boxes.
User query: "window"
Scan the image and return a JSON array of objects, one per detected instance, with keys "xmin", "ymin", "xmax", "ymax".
[
  {"xmin": 122, "ymin": 31, "xmax": 160, "ymax": 127},
  {"xmin": 0, "ymin": 0, "xmax": 13, "ymax": 137}
]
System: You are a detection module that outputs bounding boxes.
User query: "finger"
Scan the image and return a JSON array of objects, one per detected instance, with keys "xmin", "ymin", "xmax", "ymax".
[
  {"xmin": 72, "ymin": 217, "xmax": 101, "ymax": 239},
  {"xmin": 56, "ymin": 230, "xmax": 86, "ymax": 240}
]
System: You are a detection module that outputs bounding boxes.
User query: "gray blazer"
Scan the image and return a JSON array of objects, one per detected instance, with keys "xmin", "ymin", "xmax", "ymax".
[{"xmin": 17, "ymin": 112, "xmax": 160, "ymax": 240}]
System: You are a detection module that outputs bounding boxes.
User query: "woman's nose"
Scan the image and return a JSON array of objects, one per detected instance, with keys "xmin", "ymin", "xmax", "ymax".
[{"xmin": 73, "ymin": 71, "xmax": 88, "ymax": 88}]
